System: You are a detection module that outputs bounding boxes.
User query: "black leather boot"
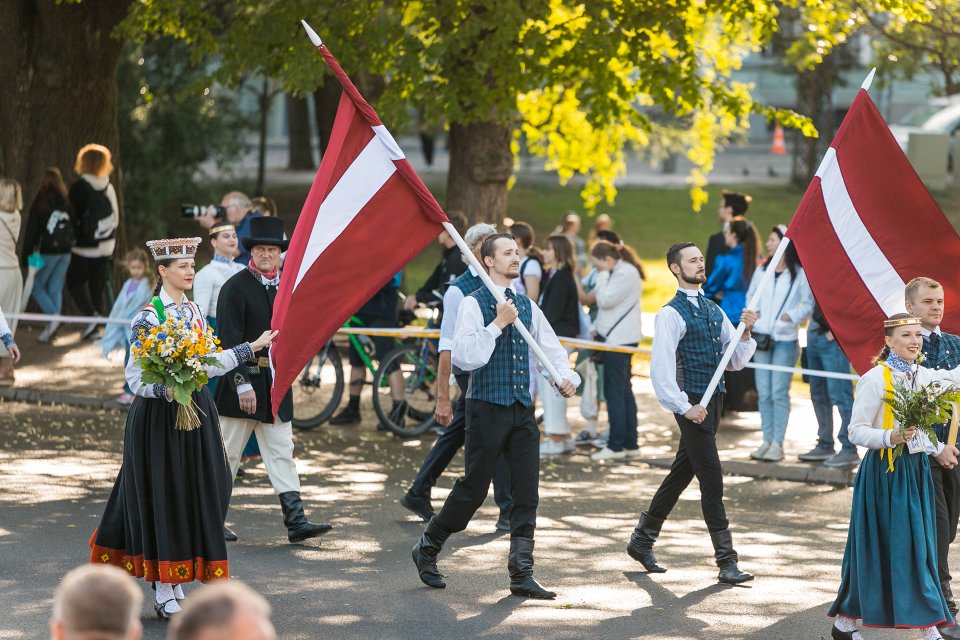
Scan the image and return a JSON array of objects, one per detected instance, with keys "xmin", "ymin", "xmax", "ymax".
[
  {"xmin": 508, "ymin": 537, "xmax": 556, "ymax": 599},
  {"xmin": 223, "ymin": 524, "xmax": 238, "ymax": 542},
  {"xmin": 279, "ymin": 492, "xmax": 333, "ymax": 543},
  {"xmin": 400, "ymin": 492, "xmax": 435, "ymax": 522},
  {"xmin": 412, "ymin": 518, "xmax": 449, "ymax": 588},
  {"xmin": 711, "ymin": 529, "xmax": 754, "ymax": 584},
  {"xmin": 626, "ymin": 511, "xmax": 667, "ymax": 573}
]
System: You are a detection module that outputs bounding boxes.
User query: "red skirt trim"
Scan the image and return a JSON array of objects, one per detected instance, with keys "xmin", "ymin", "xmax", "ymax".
[{"xmin": 88, "ymin": 530, "xmax": 229, "ymax": 584}]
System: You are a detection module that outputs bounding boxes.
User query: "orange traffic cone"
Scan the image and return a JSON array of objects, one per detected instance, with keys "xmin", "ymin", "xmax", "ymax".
[{"xmin": 771, "ymin": 124, "xmax": 786, "ymax": 155}]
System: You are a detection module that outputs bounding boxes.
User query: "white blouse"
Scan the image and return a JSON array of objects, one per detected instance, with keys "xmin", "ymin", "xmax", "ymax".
[
  {"xmin": 847, "ymin": 363, "xmax": 960, "ymax": 455},
  {"xmin": 124, "ymin": 289, "xmax": 252, "ymax": 399},
  {"xmin": 193, "ymin": 256, "xmax": 245, "ymax": 319}
]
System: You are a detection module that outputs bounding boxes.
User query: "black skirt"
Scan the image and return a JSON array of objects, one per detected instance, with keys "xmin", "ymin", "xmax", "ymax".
[{"xmin": 89, "ymin": 388, "xmax": 232, "ymax": 583}]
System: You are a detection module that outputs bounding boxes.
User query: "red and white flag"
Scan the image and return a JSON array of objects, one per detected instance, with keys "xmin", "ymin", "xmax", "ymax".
[
  {"xmin": 787, "ymin": 78, "xmax": 960, "ymax": 374},
  {"xmin": 270, "ymin": 39, "xmax": 448, "ymax": 413}
]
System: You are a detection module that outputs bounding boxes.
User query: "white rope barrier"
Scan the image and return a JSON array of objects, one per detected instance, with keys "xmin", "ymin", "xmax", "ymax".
[{"xmin": 7, "ymin": 312, "xmax": 860, "ymax": 381}]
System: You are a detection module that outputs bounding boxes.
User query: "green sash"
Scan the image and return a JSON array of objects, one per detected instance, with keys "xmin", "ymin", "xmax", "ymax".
[{"xmin": 151, "ymin": 296, "xmax": 166, "ymax": 323}]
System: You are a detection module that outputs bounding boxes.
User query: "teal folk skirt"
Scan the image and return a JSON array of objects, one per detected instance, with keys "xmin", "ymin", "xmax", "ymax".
[{"xmin": 829, "ymin": 449, "xmax": 953, "ymax": 628}]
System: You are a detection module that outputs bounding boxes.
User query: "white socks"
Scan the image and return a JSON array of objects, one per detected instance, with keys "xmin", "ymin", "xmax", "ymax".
[
  {"xmin": 155, "ymin": 582, "xmax": 182, "ymax": 614},
  {"xmin": 173, "ymin": 584, "xmax": 185, "ymax": 600},
  {"xmin": 833, "ymin": 616, "xmax": 862, "ymax": 638},
  {"xmin": 920, "ymin": 626, "xmax": 944, "ymax": 640}
]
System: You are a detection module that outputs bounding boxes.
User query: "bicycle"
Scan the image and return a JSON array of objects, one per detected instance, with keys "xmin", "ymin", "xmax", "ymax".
[{"xmin": 292, "ymin": 315, "xmax": 378, "ymax": 430}]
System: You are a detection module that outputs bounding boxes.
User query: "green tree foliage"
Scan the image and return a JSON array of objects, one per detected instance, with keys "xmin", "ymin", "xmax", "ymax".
[
  {"xmin": 121, "ymin": 0, "xmax": 927, "ymax": 214},
  {"xmin": 117, "ymin": 38, "xmax": 250, "ymax": 239}
]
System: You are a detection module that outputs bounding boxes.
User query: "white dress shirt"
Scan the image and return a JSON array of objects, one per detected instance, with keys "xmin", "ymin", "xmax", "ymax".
[
  {"xmin": 193, "ymin": 255, "xmax": 246, "ymax": 319},
  {"xmin": 125, "ymin": 288, "xmax": 247, "ymax": 399},
  {"xmin": 452, "ymin": 284, "xmax": 581, "ymax": 387},
  {"xmin": 438, "ymin": 265, "xmax": 479, "ymax": 353},
  {"xmin": 848, "ymin": 364, "xmax": 952, "ymax": 456},
  {"xmin": 651, "ymin": 287, "xmax": 757, "ymax": 415}
]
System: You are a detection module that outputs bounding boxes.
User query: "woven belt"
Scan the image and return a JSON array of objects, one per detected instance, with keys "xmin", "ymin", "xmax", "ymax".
[{"xmin": 256, "ymin": 356, "xmax": 269, "ymax": 367}]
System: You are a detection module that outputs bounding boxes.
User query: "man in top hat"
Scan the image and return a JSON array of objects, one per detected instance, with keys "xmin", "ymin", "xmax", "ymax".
[
  {"xmin": 214, "ymin": 216, "xmax": 332, "ymax": 543},
  {"xmin": 705, "ymin": 190, "xmax": 751, "ymax": 280}
]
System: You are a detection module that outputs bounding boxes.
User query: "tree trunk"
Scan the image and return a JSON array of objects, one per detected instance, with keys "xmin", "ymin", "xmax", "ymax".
[
  {"xmin": 286, "ymin": 93, "xmax": 314, "ymax": 170},
  {"xmin": 792, "ymin": 54, "xmax": 836, "ymax": 187},
  {"xmin": 313, "ymin": 78, "xmax": 341, "ymax": 158},
  {"xmin": 254, "ymin": 78, "xmax": 272, "ymax": 197},
  {"xmin": 0, "ymin": 0, "xmax": 131, "ymax": 202},
  {"xmin": 446, "ymin": 120, "xmax": 513, "ymax": 223}
]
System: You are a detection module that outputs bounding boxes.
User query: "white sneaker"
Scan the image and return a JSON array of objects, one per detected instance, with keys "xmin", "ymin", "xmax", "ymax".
[
  {"xmin": 540, "ymin": 440, "xmax": 566, "ymax": 457},
  {"xmin": 37, "ymin": 321, "xmax": 60, "ymax": 343},
  {"xmin": 623, "ymin": 448, "xmax": 643, "ymax": 460},
  {"xmin": 750, "ymin": 441, "xmax": 772, "ymax": 460},
  {"xmin": 591, "ymin": 434, "xmax": 608, "ymax": 449},
  {"xmin": 761, "ymin": 442, "xmax": 785, "ymax": 462},
  {"xmin": 591, "ymin": 447, "xmax": 626, "ymax": 462},
  {"xmin": 563, "ymin": 438, "xmax": 577, "ymax": 453}
]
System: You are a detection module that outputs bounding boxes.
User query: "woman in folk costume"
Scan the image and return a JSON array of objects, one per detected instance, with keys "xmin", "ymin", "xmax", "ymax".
[
  {"xmin": 89, "ymin": 237, "xmax": 277, "ymax": 620},
  {"xmin": 830, "ymin": 314, "xmax": 960, "ymax": 640}
]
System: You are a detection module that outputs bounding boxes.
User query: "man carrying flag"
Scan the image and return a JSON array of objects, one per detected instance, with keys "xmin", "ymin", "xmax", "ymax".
[{"xmin": 411, "ymin": 233, "xmax": 580, "ymax": 599}]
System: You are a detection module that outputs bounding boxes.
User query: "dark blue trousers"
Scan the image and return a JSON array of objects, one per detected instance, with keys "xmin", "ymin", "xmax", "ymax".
[{"xmin": 408, "ymin": 374, "xmax": 512, "ymax": 515}]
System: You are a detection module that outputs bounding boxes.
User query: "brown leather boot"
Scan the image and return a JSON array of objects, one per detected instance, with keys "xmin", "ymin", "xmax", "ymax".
[{"xmin": 0, "ymin": 356, "xmax": 14, "ymax": 386}]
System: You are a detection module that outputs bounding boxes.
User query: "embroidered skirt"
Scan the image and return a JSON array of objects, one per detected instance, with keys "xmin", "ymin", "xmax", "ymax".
[
  {"xmin": 89, "ymin": 388, "xmax": 232, "ymax": 583},
  {"xmin": 829, "ymin": 449, "xmax": 952, "ymax": 628}
]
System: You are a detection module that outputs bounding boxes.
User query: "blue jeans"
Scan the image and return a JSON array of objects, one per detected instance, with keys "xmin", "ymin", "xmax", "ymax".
[
  {"xmin": 806, "ymin": 326, "xmax": 855, "ymax": 452},
  {"xmin": 31, "ymin": 253, "xmax": 70, "ymax": 314},
  {"xmin": 603, "ymin": 352, "xmax": 637, "ymax": 452},
  {"xmin": 753, "ymin": 339, "xmax": 798, "ymax": 444}
]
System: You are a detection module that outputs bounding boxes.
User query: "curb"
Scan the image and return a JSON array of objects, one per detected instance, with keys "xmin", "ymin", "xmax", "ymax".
[
  {"xmin": 0, "ymin": 387, "xmax": 127, "ymax": 412},
  {"xmin": 639, "ymin": 457, "xmax": 855, "ymax": 487}
]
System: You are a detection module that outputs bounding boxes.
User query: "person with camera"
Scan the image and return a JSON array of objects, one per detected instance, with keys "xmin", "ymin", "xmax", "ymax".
[
  {"xmin": 746, "ymin": 225, "xmax": 813, "ymax": 463},
  {"xmin": 194, "ymin": 192, "xmax": 262, "ymax": 265},
  {"xmin": 213, "ymin": 217, "xmax": 332, "ymax": 544},
  {"xmin": 589, "ymin": 241, "xmax": 643, "ymax": 463},
  {"xmin": 626, "ymin": 242, "xmax": 756, "ymax": 585}
]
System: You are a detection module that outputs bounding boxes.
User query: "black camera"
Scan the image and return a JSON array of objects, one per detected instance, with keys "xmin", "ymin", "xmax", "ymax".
[{"xmin": 181, "ymin": 204, "xmax": 226, "ymax": 219}]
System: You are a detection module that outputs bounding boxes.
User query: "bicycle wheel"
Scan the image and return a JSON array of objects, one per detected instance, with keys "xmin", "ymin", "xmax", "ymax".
[
  {"xmin": 372, "ymin": 343, "xmax": 439, "ymax": 437},
  {"xmin": 292, "ymin": 343, "xmax": 344, "ymax": 430}
]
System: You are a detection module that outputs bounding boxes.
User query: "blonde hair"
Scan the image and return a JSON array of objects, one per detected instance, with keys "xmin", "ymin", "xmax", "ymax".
[
  {"xmin": 75, "ymin": 143, "xmax": 114, "ymax": 177},
  {"xmin": 0, "ymin": 179, "xmax": 22, "ymax": 212},
  {"xmin": 905, "ymin": 276, "xmax": 942, "ymax": 303},
  {"xmin": 169, "ymin": 581, "xmax": 273, "ymax": 640},
  {"xmin": 51, "ymin": 565, "xmax": 142, "ymax": 638}
]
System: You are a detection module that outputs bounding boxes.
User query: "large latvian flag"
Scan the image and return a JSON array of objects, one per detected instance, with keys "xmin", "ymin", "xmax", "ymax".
[
  {"xmin": 270, "ymin": 38, "xmax": 448, "ymax": 413},
  {"xmin": 787, "ymin": 75, "xmax": 960, "ymax": 374}
]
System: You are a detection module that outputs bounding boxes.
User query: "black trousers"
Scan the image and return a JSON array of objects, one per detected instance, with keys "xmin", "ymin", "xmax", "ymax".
[
  {"xmin": 66, "ymin": 254, "xmax": 108, "ymax": 316},
  {"xmin": 931, "ymin": 456, "xmax": 960, "ymax": 586},
  {"xmin": 409, "ymin": 375, "xmax": 512, "ymax": 514},
  {"xmin": 434, "ymin": 400, "xmax": 539, "ymax": 539},
  {"xmin": 646, "ymin": 393, "xmax": 729, "ymax": 534}
]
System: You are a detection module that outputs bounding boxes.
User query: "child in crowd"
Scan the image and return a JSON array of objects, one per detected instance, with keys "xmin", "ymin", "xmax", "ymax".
[{"xmin": 99, "ymin": 249, "xmax": 153, "ymax": 404}]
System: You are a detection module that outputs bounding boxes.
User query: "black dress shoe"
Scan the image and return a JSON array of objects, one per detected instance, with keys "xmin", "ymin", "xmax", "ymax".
[
  {"xmin": 224, "ymin": 525, "xmax": 238, "ymax": 542},
  {"xmin": 400, "ymin": 493, "xmax": 435, "ymax": 522},
  {"xmin": 830, "ymin": 624, "xmax": 861, "ymax": 640},
  {"xmin": 155, "ymin": 599, "xmax": 179, "ymax": 619},
  {"xmin": 940, "ymin": 623, "xmax": 960, "ymax": 640}
]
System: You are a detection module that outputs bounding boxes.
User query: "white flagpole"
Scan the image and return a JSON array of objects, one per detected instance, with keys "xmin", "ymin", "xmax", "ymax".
[
  {"xmin": 697, "ymin": 236, "xmax": 792, "ymax": 408},
  {"xmin": 442, "ymin": 222, "xmax": 566, "ymax": 385}
]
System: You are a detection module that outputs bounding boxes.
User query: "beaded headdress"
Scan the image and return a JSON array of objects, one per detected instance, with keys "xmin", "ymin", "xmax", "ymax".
[
  {"xmin": 883, "ymin": 316, "xmax": 921, "ymax": 329},
  {"xmin": 146, "ymin": 237, "xmax": 201, "ymax": 260}
]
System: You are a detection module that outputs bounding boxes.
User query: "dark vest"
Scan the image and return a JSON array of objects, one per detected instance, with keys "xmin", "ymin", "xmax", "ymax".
[
  {"xmin": 920, "ymin": 331, "xmax": 960, "ymax": 441},
  {"xmin": 465, "ymin": 287, "xmax": 533, "ymax": 407},
  {"xmin": 665, "ymin": 291, "xmax": 726, "ymax": 395},
  {"xmin": 453, "ymin": 269, "xmax": 483, "ymax": 296}
]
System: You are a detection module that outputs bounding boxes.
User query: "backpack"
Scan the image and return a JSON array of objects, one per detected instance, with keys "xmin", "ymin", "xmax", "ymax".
[
  {"xmin": 76, "ymin": 181, "xmax": 115, "ymax": 246},
  {"xmin": 41, "ymin": 209, "xmax": 75, "ymax": 253}
]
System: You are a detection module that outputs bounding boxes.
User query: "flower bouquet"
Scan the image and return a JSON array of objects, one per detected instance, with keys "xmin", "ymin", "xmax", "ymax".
[
  {"xmin": 131, "ymin": 317, "xmax": 223, "ymax": 430},
  {"xmin": 882, "ymin": 370, "xmax": 960, "ymax": 469}
]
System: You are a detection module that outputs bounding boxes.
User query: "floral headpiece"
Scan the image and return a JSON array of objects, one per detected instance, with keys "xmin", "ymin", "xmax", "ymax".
[
  {"xmin": 884, "ymin": 316, "xmax": 922, "ymax": 329},
  {"xmin": 146, "ymin": 237, "xmax": 201, "ymax": 260}
]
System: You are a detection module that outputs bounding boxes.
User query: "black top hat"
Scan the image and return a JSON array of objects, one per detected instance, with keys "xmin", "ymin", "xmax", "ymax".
[{"xmin": 241, "ymin": 216, "xmax": 289, "ymax": 251}]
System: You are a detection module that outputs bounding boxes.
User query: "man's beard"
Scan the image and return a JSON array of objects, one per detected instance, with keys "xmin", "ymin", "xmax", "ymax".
[{"xmin": 681, "ymin": 271, "xmax": 706, "ymax": 285}]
